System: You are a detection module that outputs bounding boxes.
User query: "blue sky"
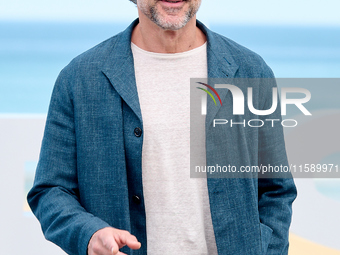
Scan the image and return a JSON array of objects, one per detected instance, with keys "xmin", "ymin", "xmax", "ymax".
[{"xmin": 0, "ymin": 0, "xmax": 340, "ymax": 26}]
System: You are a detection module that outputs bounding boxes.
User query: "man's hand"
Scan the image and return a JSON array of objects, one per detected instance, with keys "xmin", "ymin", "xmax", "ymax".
[{"xmin": 88, "ymin": 227, "xmax": 141, "ymax": 255}]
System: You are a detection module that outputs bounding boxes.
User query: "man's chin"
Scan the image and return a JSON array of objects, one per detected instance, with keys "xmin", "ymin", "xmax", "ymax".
[{"xmin": 154, "ymin": 16, "xmax": 189, "ymax": 31}]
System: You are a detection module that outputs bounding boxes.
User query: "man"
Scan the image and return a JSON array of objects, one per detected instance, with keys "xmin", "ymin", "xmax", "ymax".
[{"xmin": 28, "ymin": 0, "xmax": 297, "ymax": 255}]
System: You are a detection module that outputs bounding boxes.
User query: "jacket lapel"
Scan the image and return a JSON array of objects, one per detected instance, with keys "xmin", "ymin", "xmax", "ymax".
[
  {"xmin": 196, "ymin": 21, "xmax": 240, "ymax": 126},
  {"xmin": 101, "ymin": 19, "xmax": 143, "ymax": 123}
]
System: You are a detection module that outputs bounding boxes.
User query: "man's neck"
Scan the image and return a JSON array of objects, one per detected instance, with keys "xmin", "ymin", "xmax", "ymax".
[{"xmin": 131, "ymin": 12, "xmax": 206, "ymax": 54}]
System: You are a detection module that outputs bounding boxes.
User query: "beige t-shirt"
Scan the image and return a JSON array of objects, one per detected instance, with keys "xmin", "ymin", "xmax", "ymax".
[{"xmin": 131, "ymin": 42, "xmax": 218, "ymax": 255}]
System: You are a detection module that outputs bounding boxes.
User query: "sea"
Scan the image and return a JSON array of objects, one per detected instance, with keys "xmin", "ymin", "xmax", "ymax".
[{"xmin": 0, "ymin": 22, "xmax": 339, "ymax": 114}]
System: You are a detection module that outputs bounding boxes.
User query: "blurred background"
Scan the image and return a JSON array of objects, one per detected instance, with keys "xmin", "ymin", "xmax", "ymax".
[{"xmin": 0, "ymin": 0, "xmax": 339, "ymax": 254}]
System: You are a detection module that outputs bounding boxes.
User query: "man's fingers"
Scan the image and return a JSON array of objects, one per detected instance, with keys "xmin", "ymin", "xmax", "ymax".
[
  {"xmin": 100, "ymin": 233, "xmax": 119, "ymax": 254},
  {"xmin": 125, "ymin": 238, "xmax": 141, "ymax": 250},
  {"xmin": 116, "ymin": 231, "xmax": 141, "ymax": 250},
  {"xmin": 124, "ymin": 233, "xmax": 141, "ymax": 250},
  {"xmin": 88, "ymin": 227, "xmax": 141, "ymax": 255},
  {"xmin": 109, "ymin": 241, "xmax": 119, "ymax": 255}
]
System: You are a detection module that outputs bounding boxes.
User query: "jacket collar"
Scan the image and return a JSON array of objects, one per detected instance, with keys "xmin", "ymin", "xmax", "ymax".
[{"xmin": 101, "ymin": 18, "xmax": 239, "ymax": 124}]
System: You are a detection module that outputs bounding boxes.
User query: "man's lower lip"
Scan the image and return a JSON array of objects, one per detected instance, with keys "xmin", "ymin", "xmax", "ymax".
[
  {"xmin": 159, "ymin": 0, "xmax": 185, "ymax": 7},
  {"xmin": 161, "ymin": 0, "xmax": 185, "ymax": 2}
]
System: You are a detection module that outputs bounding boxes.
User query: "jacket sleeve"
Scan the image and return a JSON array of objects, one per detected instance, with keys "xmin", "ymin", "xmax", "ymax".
[
  {"xmin": 257, "ymin": 73, "xmax": 297, "ymax": 255},
  {"xmin": 27, "ymin": 68, "xmax": 110, "ymax": 255}
]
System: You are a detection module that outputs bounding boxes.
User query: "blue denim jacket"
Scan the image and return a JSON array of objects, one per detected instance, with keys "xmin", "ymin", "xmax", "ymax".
[{"xmin": 27, "ymin": 19, "xmax": 297, "ymax": 255}]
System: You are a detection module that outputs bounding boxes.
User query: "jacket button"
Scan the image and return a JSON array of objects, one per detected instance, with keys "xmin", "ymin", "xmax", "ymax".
[
  {"xmin": 132, "ymin": 195, "xmax": 141, "ymax": 204},
  {"xmin": 134, "ymin": 127, "xmax": 142, "ymax": 137}
]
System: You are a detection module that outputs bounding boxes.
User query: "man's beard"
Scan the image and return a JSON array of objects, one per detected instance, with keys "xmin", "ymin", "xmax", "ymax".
[{"xmin": 139, "ymin": 1, "xmax": 200, "ymax": 30}]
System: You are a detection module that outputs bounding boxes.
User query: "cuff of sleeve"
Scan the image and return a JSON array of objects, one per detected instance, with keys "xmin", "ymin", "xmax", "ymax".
[{"xmin": 78, "ymin": 216, "xmax": 111, "ymax": 255}]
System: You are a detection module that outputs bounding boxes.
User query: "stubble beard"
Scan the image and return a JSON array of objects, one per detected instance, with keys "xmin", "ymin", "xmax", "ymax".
[{"xmin": 139, "ymin": 1, "xmax": 200, "ymax": 30}]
